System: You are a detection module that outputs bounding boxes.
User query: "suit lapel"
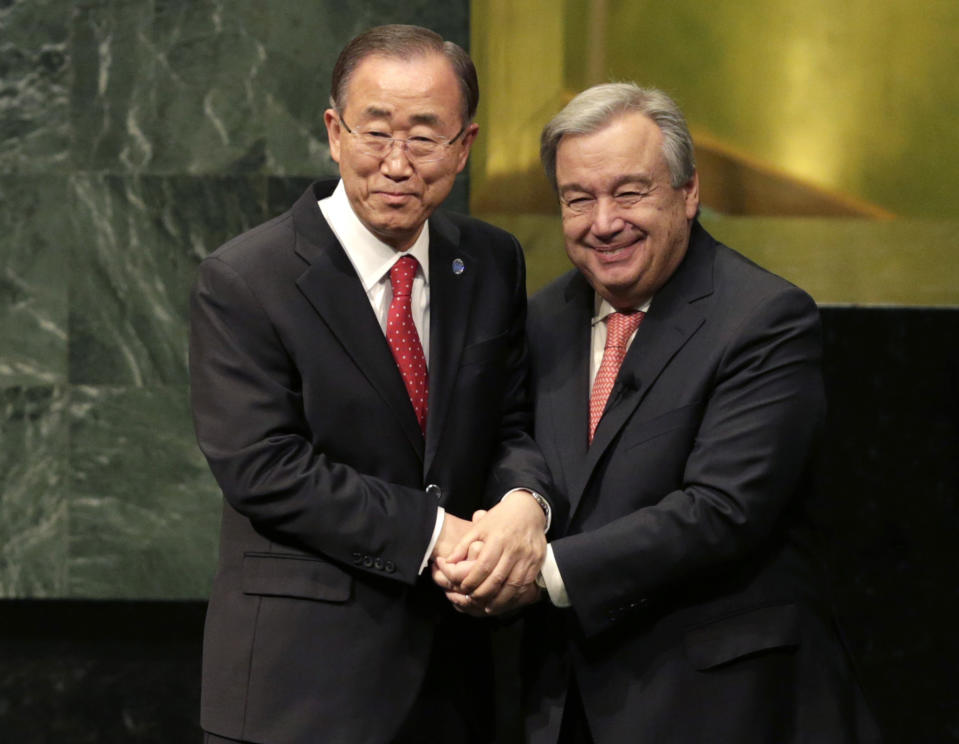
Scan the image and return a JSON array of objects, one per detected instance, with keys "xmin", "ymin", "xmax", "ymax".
[
  {"xmin": 291, "ymin": 182, "xmax": 425, "ymax": 460},
  {"xmin": 539, "ymin": 273, "xmax": 593, "ymax": 522},
  {"xmin": 569, "ymin": 224, "xmax": 716, "ymax": 514},
  {"xmin": 423, "ymin": 213, "xmax": 476, "ymax": 474}
]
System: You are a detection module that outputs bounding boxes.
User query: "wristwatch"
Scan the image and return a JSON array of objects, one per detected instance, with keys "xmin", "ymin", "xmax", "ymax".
[{"xmin": 526, "ymin": 491, "xmax": 551, "ymax": 532}]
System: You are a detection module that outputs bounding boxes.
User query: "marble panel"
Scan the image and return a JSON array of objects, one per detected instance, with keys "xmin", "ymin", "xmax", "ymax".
[
  {"xmin": 67, "ymin": 385, "xmax": 221, "ymax": 599},
  {"xmin": 69, "ymin": 0, "xmax": 470, "ymax": 176},
  {"xmin": 70, "ymin": 0, "xmax": 270, "ymax": 174},
  {"xmin": 0, "ymin": 386, "xmax": 68, "ymax": 597},
  {"xmin": 0, "ymin": 0, "xmax": 71, "ymax": 172},
  {"xmin": 136, "ymin": 0, "xmax": 272, "ymax": 174},
  {"xmin": 0, "ymin": 176, "xmax": 69, "ymax": 386},
  {"xmin": 67, "ymin": 173, "xmax": 265, "ymax": 385},
  {"xmin": 69, "ymin": 0, "xmax": 155, "ymax": 172}
]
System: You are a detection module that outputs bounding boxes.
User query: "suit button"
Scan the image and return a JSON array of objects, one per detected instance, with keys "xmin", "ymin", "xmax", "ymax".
[
  {"xmin": 363, "ymin": 556, "xmax": 373, "ymax": 568},
  {"xmin": 385, "ymin": 561, "xmax": 396, "ymax": 573},
  {"xmin": 374, "ymin": 558, "xmax": 384, "ymax": 570},
  {"xmin": 352, "ymin": 553, "xmax": 363, "ymax": 565},
  {"xmin": 425, "ymin": 484, "xmax": 443, "ymax": 501}
]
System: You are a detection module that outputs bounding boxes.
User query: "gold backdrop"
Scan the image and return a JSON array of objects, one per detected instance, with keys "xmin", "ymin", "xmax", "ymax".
[{"xmin": 469, "ymin": 0, "xmax": 958, "ymax": 304}]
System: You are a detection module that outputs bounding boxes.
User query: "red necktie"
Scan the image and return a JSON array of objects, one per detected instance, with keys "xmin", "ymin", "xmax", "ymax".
[
  {"xmin": 387, "ymin": 255, "xmax": 429, "ymax": 434},
  {"xmin": 588, "ymin": 311, "xmax": 644, "ymax": 443}
]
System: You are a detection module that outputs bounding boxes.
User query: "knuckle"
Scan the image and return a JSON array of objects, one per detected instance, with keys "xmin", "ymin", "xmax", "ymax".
[{"xmin": 474, "ymin": 585, "xmax": 497, "ymax": 601}]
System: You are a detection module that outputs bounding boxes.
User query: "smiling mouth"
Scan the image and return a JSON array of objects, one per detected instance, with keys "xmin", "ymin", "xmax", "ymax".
[{"xmin": 592, "ymin": 235, "xmax": 645, "ymax": 258}]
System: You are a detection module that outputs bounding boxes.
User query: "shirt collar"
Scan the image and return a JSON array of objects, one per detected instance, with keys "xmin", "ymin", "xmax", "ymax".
[
  {"xmin": 319, "ymin": 180, "xmax": 431, "ymax": 292},
  {"xmin": 591, "ymin": 294, "xmax": 652, "ymax": 327}
]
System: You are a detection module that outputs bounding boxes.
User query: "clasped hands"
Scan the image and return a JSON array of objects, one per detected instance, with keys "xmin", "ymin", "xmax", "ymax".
[{"xmin": 430, "ymin": 490, "xmax": 546, "ymax": 616}]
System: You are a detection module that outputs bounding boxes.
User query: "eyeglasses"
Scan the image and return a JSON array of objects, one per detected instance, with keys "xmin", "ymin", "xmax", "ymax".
[{"xmin": 339, "ymin": 116, "xmax": 466, "ymax": 163}]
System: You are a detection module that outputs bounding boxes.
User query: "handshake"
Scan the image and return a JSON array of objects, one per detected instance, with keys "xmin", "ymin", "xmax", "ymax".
[{"xmin": 429, "ymin": 489, "xmax": 547, "ymax": 616}]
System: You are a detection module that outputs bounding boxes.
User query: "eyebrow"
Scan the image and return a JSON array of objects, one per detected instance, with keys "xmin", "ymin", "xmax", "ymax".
[
  {"xmin": 410, "ymin": 113, "xmax": 441, "ymax": 127},
  {"xmin": 358, "ymin": 107, "xmax": 442, "ymax": 128},
  {"xmin": 559, "ymin": 173, "xmax": 655, "ymax": 196}
]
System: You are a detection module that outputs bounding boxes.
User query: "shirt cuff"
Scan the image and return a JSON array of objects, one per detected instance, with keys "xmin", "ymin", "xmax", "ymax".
[
  {"xmin": 419, "ymin": 506, "xmax": 446, "ymax": 574},
  {"xmin": 502, "ymin": 488, "xmax": 551, "ymax": 533},
  {"xmin": 538, "ymin": 543, "xmax": 570, "ymax": 607}
]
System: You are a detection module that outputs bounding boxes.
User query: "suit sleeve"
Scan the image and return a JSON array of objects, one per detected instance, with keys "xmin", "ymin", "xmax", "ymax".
[
  {"xmin": 552, "ymin": 286, "xmax": 825, "ymax": 636},
  {"xmin": 483, "ymin": 237, "xmax": 554, "ymax": 509},
  {"xmin": 189, "ymin": 256, "xmax": 437, "ymax": 585}
]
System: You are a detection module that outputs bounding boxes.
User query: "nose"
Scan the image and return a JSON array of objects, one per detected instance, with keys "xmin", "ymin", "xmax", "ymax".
[
  {"xmin": 380, "ymin": 140, "xmax": 414, "ymax": 179},
  {"xmin": 590, "ymin": 196, "xmax": 625, "ymax": 238}
]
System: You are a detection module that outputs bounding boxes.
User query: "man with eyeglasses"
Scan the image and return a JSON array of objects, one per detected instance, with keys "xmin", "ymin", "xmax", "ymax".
[
  {"xmin": 190, "ymin": 24, "xmax": 552, "ymax": 744},
  {"xmin": 440, "ymin": 83, "xmax": 881, "ymax": 743}
]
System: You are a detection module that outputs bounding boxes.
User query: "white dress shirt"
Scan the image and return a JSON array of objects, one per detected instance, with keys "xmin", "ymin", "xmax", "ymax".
[{"xmin": 539, "ymin": 294, "xmax": 651, "ymax": 607}]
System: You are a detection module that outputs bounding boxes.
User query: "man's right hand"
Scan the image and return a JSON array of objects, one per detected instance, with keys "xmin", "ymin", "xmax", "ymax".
[{"xmin": 430, "ymin": 512, "xmax": 474, "ymax": 562}]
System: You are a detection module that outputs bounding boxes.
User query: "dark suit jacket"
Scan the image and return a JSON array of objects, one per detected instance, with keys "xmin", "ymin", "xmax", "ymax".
[
  {"xmin": 523, "ymin": 223, "xmax": 879, "ymax": 743},
  {"xmin": 189, "ymin": 180, "xmax": 550, "ymax": 744}
]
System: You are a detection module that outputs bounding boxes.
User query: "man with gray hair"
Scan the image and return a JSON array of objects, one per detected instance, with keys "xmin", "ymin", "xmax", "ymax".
[{"xmin": 444, "ymin": 82, "xmax": 881, "ymax": 743}]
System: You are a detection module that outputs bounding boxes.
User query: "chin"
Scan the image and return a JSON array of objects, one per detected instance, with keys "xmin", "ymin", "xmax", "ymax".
[{"xmin": 595, "ymin": 266, "xmax": 641, "ymax": 289}]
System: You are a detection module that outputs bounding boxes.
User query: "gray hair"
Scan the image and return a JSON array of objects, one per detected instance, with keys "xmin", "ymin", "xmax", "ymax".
[
  {"xmin": 330, "ymin": 24, "xmax": 479, "ymax": 126},
  {"xmin": 540, "ymin": 83, "xmax": 695, "ymax": 191}
]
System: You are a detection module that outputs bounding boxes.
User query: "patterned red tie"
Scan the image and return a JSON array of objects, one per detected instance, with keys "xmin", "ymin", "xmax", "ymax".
[
  {"xmin": 588, "ymin": 311, "xmax": 644, "ymax": 444},
  {"xmin": 387, "ymin": 255, "xmax": 429, "ymax": 434}
]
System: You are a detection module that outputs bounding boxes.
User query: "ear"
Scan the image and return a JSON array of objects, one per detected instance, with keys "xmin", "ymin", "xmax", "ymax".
[
  {"xmin": 682, "ymin": 170, "xmax": 700, "ymax": 220},
  {"xmin": 453, "ymin": 122, "xmax": 480, "ymax": 174},
  {"xmin": 324, "ymin": 108, "xmax": 342, "ymax": 164}
]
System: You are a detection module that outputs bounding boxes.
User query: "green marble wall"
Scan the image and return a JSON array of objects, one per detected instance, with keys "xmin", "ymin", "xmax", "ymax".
[{"xmin": 0, "ymin": 0, "xmax": 470, "ymax": 598}]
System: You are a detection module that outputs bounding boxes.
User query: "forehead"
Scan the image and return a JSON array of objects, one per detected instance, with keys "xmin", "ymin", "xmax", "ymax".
[
  {"xmin": 343, "ymin": 53, "xmax": 462, "ymax": 122},
  {"xmin": 556, "ymin": 113, "xmax": 668, "ymax": 188}
]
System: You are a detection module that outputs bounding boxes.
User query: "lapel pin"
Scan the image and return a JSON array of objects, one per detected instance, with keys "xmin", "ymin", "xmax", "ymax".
[{"xmin": 452, "ymin": 258, "xmax": 465, "ymax": 275}]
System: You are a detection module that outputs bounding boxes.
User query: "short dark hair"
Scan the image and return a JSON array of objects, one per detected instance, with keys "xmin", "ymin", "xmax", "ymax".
[{"xmin": 330, "ymin": 24, "xmax": 479, "ymax": 125}]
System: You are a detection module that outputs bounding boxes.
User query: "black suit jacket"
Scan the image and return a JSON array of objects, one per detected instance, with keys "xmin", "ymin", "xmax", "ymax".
[
  {"xmin": 523, "ymin": 223, "xmax": 879, "ymax": 743},
  {"xmin": 190, "ymin": 180, "xmax": 550, "ymax": 743}
]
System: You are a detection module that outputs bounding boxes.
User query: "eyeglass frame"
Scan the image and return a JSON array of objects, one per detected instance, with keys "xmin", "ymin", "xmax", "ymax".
[{"xmin": 338, "ymin": 115, "xmax": 467, "ymax": 163}]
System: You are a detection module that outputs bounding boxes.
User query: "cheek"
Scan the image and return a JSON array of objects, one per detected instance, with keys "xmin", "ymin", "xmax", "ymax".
[
  {"xmin": 563, "ymin": 239, "xmax": 582, "ymax": 265},
  {"xmin": 433, "ymin": 165, "xmax": 459, "ymax": 185},
  {"xmin": 345, "ymin": 162, "xmax": 377, "ymax": 192},
  {"xmin": 562, "ymin": 221, "xmax": 587, "ymax": 248},
  {"xmin": 564, "ymin": 243, "xmax": 594, "ymax": 276},
  {"xmin": 562, "ymin": 231, "xmax": 583, "ymax": 255}
]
